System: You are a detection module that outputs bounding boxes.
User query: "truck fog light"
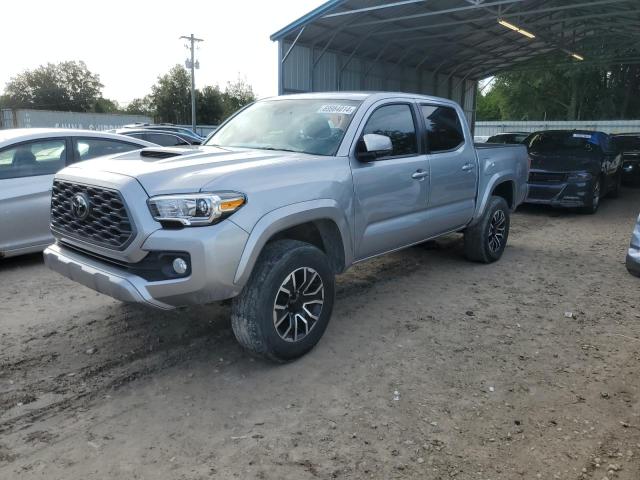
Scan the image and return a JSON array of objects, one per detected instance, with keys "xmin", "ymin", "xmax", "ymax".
[{"xmin": 172, "ymin": 258, "xmax": 188, "ymax": 275}]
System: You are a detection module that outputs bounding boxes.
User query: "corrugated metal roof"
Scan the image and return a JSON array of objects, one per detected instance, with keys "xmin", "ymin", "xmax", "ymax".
[{"xmin": 272, "ymin": 0, "xmax": 640, "ymax": 80}]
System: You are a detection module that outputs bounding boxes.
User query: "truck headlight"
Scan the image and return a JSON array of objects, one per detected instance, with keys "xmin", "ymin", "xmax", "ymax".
[
  {"xmin": 566, "ymin": 172, "xmax": 592, "ymax": 182},
  {"xmin": 147, "ymin": 192, "xmax": 245, "ymax": 226}
]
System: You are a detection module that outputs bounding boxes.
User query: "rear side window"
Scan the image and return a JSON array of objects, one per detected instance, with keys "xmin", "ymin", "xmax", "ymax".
[
  {"xmin": 421, "ymin": 105, "xmax": 464, "ymax": 153},
  {"xmin": 74, "ymin": 138, "xmax": 141, "ymax": 162},
  {"xmin": 362, "ymin": 104, "xmax": 417, "ymax": 157},
  {"xmin": 145, "ymin": 133, "xmax": 189, "ymax": 147},
  {"xmin": 0, "ymin": 139, "xmax": 67, "ymax": 180},
  {"xmin": 127, "ymin": 133, "xmax": 148, "ymax": 142}
]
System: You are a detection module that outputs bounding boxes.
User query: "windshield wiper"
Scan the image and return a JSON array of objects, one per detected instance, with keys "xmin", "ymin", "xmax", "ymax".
[
  {"xmin": 210, "ymin": 145, "xmax": 304, "ymax": 153},
  {"xmin": 255, "ymin": 146, "xmax": 303, "ymax": 153}
]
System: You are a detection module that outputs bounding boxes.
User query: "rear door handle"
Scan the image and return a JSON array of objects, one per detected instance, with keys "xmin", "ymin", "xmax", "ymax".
[
  {"xmin": 462, "ymin": 163, "xmax": 475, "ymax": 172},
  {"xmin": 412, "ymin": 170, "xmax": 429, "ymax": 180}
]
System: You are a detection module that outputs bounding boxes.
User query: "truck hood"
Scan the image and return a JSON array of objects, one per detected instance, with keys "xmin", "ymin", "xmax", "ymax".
[
  {"xmin": 528, "ymin": 151, "xmax": 600, "ymax": 173},
  {"xmin": 63, "ymin": 146, "xmax": 303, "ymax": 195}
]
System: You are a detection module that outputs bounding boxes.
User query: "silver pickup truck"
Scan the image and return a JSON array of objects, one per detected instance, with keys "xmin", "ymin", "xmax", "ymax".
[{"xmin": 44, "ymin": 92, "xmax": 528, "ymax": 361}]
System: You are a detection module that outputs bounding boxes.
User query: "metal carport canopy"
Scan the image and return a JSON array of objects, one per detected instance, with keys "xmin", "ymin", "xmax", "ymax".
[{"xmin": 270, "ymin": 0, "xmax": 640, "ymax": 119}]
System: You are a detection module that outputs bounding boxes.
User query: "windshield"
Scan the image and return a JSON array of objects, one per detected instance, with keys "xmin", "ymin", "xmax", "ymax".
[
  {"xmin": 527, "ymin": 131, "xmax": 602, "ymax": 154},
  {"xmin": 487, "ymin": 133, "xmax": 528, "ymax": 144},
  {"xmin": 614, "ymin": 136, "xmax": 640, "ymax": 151},
  {"xmin": 205, "ymin": 99, "xmax": 362, "ymax": 156}
]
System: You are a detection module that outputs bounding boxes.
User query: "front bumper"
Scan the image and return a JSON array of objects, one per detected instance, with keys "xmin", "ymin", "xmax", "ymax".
[
  {"xmin": 525, "ymin": 178, "xmax": 593, "ymax": 207},
  {"xmin": 44, "ymin": 220, "xmax": 250, "ymax": 309},
  {"xmin": 627, "ymin": 247, "xmax": 640, "ymax": 277},
  {"xmin": 622, "ymin": 161, "xmax": 640, "ymax": 184}
]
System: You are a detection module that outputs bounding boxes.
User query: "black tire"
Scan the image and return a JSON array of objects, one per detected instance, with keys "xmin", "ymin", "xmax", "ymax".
[
  {"xmin": 231, "ymin": 239, "xmax": 335, "ymax": 362},
  {"xmin": 464, "ymin": 196, "xmax": 510, "ymax": 263},
  {"xmin": 580, "ymin": 176, "xmax": 602, "ymax": 214}
]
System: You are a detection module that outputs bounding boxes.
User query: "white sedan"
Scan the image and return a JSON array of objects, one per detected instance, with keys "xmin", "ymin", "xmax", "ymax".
[{"xmin": 0, "ymin": 129, "xmax": 155, "ymax": 258}]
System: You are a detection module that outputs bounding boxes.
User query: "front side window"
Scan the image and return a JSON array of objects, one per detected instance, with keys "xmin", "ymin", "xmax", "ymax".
[
  {"xmin": 74, "ymin": 138, "xmax": 141, "ymax": 162},
  {"xmin": 0, "ymin": 139, "xmax": 67, "ymax": 180},
  {"xmin": 206, "ymin": 98, "xmax": 362, "ymax": 156},
  {"xmin": 362, "ymin": 104, "xmax": 418, "ymax": 157},
  {"xmin": 422, "ymin": 105, "xmax": 464, "ymax": 153}
]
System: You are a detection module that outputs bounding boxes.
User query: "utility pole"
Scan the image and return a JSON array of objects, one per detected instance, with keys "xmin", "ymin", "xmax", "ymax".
[{"xmin": 180, "ymin": 34, "xmax": 203, "ymax": 133}]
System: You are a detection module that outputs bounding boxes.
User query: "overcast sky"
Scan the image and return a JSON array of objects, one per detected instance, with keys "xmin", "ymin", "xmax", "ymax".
[{"xmin": 1, "ymin": 0, "xmax": 323, "ymax": 105}]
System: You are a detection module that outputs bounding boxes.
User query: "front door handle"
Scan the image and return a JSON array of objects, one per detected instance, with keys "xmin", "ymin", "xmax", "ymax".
[
  {"xmin": 412, "ymin": 170, "xmax": 429, "ymax": 180},
  {"xmin": 462, "ymin": 163, "xmax": 475, "ymax": 172}
]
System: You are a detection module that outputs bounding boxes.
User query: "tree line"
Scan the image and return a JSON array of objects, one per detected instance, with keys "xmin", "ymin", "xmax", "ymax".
[
  {"xmin": 0, "ymin": 61, "xmax": 256, "ymax": 125},
  {"xmin": 477, "ymin": 63, "xmax": 640, "ymax": 121}
]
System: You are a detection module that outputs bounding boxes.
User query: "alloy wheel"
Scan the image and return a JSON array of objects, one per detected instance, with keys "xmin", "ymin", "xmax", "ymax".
[
  {"xmin": 487, "ymin": 209, "xmax": 506, "ymax": 253},
  {"xmin": 272, "ymin": 267, "xmax": 324, "ymax": 343}
]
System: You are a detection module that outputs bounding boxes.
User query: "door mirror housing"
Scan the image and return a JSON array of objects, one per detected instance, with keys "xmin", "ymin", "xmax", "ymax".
[{"xmin": 358, "ymin": 134, "xmax": 393, "ymax": 161}]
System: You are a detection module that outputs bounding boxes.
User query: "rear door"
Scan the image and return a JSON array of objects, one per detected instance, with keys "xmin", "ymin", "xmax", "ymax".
[
  {"xmin": 350, "ymin": 101, "xmax": 431, "ymax": 260},
  {"xmin": 0, "ymin": 137, "xmax": 69, "ymax": 254},
  {"xmin": 420, "ymin": 103, "xmax": 477, "ymax": 236}
]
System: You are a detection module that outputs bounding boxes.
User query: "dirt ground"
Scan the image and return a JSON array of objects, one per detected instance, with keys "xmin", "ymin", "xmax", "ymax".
[{"xmin": 1, "ymin": 189, "xmax": 639, "ymax": 480}]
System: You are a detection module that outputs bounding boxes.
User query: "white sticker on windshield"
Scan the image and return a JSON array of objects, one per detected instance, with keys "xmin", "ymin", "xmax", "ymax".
[
  {"xmin": 318, "ymin": 104, "xmax": 357, "ymax": 115},
  {"xmin": 573, "ymin": 133, "xmax": 592, "ymax": 139}
]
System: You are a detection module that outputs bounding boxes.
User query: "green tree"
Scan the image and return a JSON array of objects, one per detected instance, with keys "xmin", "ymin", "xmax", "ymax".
[
  {"xmin": 476, "ymin": 88, "xmax": 502, "ymax": 121},
  {"xmin": 150, "ymin": 65, "xmax": 191, "ymax": 124},
  {"xmin": 92, "ymin": 97, "xmax": 120, "ymax": 113},
  {"xmin": 221, "ymin": 78, "xmax": 256, "ymax": 119},
  {"xmin": 484, "ymin": 62, "xmax": 640, "ymax": 121},
  {"xmin": 125, "ymin": 95, "xmax": 154, "ymax": 116},
  {"xmin": 196, "ymin": 85, "xmax": 225, "ymax": 125},
  {"xmin": 122, "ymin": 67, "xmax": 258, "ymax": 124},
  {"xmin": 3, "ymin": 61, "xmax": 103, "ymax": 111},
  {"xmin": 0, "ymin": 94, "xmax": 11, "ymax": 109}
]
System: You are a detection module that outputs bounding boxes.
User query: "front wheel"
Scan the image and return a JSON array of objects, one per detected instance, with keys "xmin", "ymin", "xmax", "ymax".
[
  {"xmin": 580, "ymin": 177, "xmax": 601, "ymax": 214},
  {"xmin": 464, "ymin": 196, "xmax": 510, "ymax": 263},
  {"xmin": 231, "ymin": 239, "xmax": 335, "ymax": 362}
]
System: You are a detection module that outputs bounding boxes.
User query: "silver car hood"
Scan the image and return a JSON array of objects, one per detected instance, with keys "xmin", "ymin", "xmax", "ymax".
[{"xmin": 62, "ymin": 146, "xmax": 302, "ymax": 195}]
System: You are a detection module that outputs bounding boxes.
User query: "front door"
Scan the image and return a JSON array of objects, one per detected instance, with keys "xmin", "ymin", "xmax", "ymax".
[{"xmin": 350, "ymin": 102, "xmax": 430, "ymax": 260}]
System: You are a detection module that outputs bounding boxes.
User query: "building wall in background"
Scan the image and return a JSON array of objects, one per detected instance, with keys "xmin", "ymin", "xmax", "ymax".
[
  {"xmin": 0, "ymin": 109, "xmax": 152, "ymax": 130},
  {"xmin": 475, "ymin": 120, "xmax": 640, "ymax": 136}
]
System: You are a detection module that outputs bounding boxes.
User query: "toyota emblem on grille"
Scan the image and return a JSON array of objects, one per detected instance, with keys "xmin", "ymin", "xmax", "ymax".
[{"xmin": 71, "ymin": 193, "xmax": 91, "ymax": 220}]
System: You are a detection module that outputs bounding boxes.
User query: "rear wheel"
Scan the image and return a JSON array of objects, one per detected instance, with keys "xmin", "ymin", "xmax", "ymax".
[
  {"xmin": 607, "ymin": 172, "xmax": 622, "ymax": 198},
  {"xmin": 464, "ymin": 196, "xmax": 510, "ymax": 263},
  {"xmin": 231, "ymin": 239, "xmax": 335, "ymax": 362}
]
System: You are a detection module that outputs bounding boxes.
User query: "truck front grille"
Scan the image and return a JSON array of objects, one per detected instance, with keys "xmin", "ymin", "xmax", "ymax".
[
  {"xmin": 50, "ymin": 180, "xmax": 135, "ymax": 250},
  {"xmin": 528, "ymin": 171, "xmax": 566, "ymax": 184}
]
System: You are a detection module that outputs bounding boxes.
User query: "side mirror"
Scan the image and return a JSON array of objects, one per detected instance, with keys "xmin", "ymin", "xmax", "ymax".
[{"xmin": 358, "ymin": 133, "xmax": 393, "ymax": 161}]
